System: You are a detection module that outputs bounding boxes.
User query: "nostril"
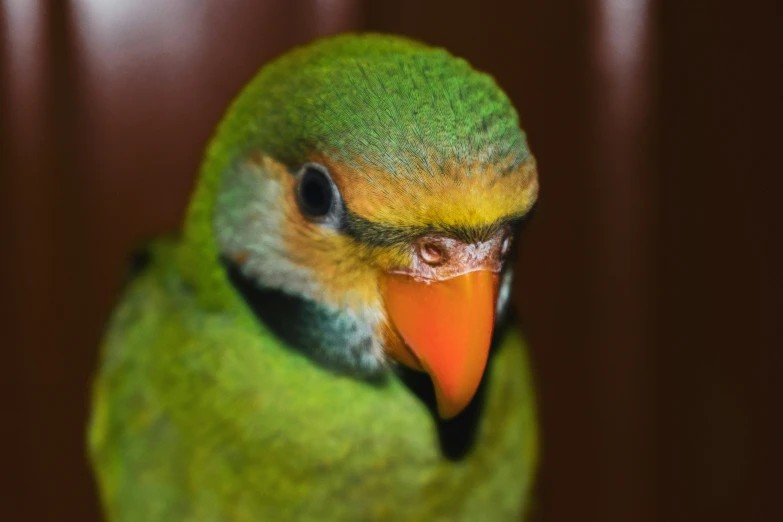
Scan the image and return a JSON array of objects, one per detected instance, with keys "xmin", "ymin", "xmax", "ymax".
[{"xmin": 420, "ymin": 242, "xmax": 446, "ymax": 266}]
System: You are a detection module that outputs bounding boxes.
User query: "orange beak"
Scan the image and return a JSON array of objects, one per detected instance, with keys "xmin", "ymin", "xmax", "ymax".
[{"xmin": 380, "ymin": 270, "xmax": 499, "ymax": 419}]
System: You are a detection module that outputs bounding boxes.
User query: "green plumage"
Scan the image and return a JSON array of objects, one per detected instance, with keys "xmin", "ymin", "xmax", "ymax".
[
  {"xmin": 90, "ymin": 240, "xmax": 537, "ymax": 520},
  {"xmin": 207, "ymin": 34, "xmax": 527, "ymax": 174},
  {"xmin": 89, "ymin": 33, "xmax": 539, "ymax": 521}
]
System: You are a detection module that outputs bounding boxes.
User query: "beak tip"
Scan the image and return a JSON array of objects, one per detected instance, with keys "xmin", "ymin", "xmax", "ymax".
[
  {"xmin": 433, "ymin": 382, "xmax": 479, "ymax": 420},
  {"xmin": 381, "ymin": 270, "xmax": 498, "ymax": 422},
  {"xmin": 437, "ymin": 404, "xmax": 462, "ymax": 420}
]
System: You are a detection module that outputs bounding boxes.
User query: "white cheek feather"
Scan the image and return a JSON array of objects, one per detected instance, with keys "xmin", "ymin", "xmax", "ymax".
[
  {"xmin": 496, "ymin": 268, "xmax": 513, "ymax": 318},
  {"xmin": 360, "ymin": 304, "xmax": 388, "ymax": 364},
  {"xmin": 213, "ymin": 160, "xmax": 388, "ymax": 372},
  {"xmin": 215, "ymin": 161, "xmax": 325, "ymax": 300}
]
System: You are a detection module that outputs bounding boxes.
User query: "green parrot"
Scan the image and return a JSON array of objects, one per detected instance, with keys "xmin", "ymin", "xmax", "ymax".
[{"xmin": 89, "ymin": 33, "xmax": 540, "ymax": 521}]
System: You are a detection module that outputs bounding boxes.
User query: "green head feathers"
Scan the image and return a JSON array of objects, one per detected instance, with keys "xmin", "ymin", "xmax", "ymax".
[{"xmin": 212, "ymin": 33, "xmax": 528, "ymax": 175}]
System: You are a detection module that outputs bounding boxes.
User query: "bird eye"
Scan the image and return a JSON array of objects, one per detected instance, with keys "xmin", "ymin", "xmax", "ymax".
[{"xmin": 295, "ymin": 163, "xmax": 343, "ymax": 225}]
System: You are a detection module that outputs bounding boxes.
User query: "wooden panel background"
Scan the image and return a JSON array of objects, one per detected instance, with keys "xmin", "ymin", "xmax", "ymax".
[{"xmin": 2, "ymin": 1, "xmax": 780, "ymax": 521}]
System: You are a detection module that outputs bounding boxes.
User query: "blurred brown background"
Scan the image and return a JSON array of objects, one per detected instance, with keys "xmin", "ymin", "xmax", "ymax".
[{"xmin": 2, "ymin": 1, "xmax": 780, "ymax": 521}]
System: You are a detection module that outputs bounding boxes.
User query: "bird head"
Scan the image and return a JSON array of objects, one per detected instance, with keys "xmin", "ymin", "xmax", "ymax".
[{"xmin": 178, "ymin": 34, "xmax": 538, "ymax": 419}]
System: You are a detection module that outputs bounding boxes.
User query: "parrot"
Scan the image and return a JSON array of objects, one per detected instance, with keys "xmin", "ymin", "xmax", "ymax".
[{"xmin": 88, "ymin": 33, "xmax": 540, "ymax": 521}]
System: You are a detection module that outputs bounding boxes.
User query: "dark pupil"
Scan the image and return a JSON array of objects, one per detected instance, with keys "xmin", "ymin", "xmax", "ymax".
[{"xmin": 299, "ymin": 168, "xmax": 332, "ymax": 216}]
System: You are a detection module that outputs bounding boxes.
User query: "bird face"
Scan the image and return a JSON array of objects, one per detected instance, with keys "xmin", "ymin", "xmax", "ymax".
[
  {"xmin": 205, "ymin": 35, "xmax": 538, "ymax": 419},
  {"xmin": 214, "ymin": 149, "xmax": 536, "ymax": 419}
]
